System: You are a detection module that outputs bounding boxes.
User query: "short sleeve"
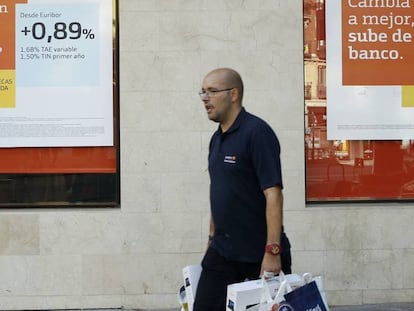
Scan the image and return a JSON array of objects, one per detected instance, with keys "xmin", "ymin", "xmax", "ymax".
[{"xmin": 250, "ymin": 125, "xmax": 283, "ymax": 190}]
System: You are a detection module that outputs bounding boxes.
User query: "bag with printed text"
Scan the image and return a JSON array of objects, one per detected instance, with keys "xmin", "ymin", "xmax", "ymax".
[{"xmin": 247, "ymin": 272, "xmax": 330, "ymax": 311}]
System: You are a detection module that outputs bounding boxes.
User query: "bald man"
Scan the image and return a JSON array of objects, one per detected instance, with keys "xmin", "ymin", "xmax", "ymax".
[{"xmin": 193, "ymin": 68, "xmax": 291, "ymax": 311}]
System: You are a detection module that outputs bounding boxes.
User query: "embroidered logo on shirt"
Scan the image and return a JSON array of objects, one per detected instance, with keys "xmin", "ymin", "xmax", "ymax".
[{"xmin": 224, "ymin": 155, "xmax": 236, "ymax": 164}]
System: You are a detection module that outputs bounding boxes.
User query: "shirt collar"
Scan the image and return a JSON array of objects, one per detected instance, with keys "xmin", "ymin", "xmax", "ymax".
[{"xmin": 218, "ymin": 107, "xmax": 247, "ymax": 135}]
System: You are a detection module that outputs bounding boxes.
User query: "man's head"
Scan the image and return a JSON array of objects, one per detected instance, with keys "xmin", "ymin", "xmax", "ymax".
[{"xmin": 200, "ymin": 68, "xmax": 244, "ymax": 131}]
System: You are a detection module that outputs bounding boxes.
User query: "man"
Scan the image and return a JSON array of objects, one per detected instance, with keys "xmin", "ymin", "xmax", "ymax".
[{"xmin": 193, "ymin": 68, "xmax": 291, "ymax": 311}]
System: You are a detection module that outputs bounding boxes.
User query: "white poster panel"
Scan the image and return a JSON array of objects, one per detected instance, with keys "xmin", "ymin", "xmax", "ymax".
[
  {"xmin": 0, "ymin": 0, "xmax": 113, "ymax": 147},
  {"xmin": 326, "ymin": 0, "xmax": 414, "ymax": 140}
]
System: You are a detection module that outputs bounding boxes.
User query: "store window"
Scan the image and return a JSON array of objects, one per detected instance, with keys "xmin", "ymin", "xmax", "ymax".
[
  {"xmin": 0, "ymin": 0, "xmax": 119, "ymax": 207},
  {"xmin": 304, "ymin": 0, "xmax": 414, "ymax": 202}
]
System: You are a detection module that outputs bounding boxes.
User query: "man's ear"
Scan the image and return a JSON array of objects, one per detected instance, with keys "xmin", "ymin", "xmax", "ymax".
[{"xmin": 230, "ymin": 88, "xmax": 240, "ymax": 103}]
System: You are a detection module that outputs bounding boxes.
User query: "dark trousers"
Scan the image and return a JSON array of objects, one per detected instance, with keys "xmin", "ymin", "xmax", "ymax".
[{"xmin": 193, "ymin": 242, "xmax": 292, "ymax": 311}]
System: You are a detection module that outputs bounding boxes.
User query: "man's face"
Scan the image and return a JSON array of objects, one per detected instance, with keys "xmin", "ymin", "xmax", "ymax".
[{"xmin": 201, "ymin": 73, "xmax": 233, "ymax": 124}]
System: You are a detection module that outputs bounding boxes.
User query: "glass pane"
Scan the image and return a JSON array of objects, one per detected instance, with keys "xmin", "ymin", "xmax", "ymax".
[
  {"xmin": 304, "ymin": 0, "xmax": 414, "ymax": 202},
  {"xmin": 0, "ymin": 173, "xmax": 117, "ymax": 206}
]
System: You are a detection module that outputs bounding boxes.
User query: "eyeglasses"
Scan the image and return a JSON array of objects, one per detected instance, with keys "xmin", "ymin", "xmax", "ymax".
[{"xmin": 198, "ymin": 88, "xmax": 234, "ymax": 98}]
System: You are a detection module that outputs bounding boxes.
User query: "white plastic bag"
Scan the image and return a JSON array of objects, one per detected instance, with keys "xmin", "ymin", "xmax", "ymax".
[
  {"xmin": 178, "ymin": 285, "xmax": 189, "ymax": 311},
  {"xmin": 246, "ymin": 272, "xmax": 291, "ymax": 311},
  {"xmin": 226, "ymin": 272, "xmax": 304, "ymax": 311}
]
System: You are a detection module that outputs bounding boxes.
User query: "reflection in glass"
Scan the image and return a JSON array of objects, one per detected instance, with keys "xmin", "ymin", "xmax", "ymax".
[{"xmin": 304, "ymin": 0, "xmax": 414, "ymax": 202}]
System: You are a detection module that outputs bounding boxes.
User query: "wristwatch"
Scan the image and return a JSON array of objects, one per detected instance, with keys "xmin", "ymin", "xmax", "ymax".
[{"xmin": 265, "ymin": 243, "xmax": 282, "ymax": 255}]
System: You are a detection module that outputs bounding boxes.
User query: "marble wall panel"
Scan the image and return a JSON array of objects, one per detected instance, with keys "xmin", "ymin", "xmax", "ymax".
[
  {"xmin": 39, "ymin": 213, "xmax": 123, "ymax": 255},
  {"xmin": 121, "ymin": 173, "xmax": 161, "ymax": 212},
  {"xmin": 0, "ymin": 215, "xmax": 39, "ymax": 256}
]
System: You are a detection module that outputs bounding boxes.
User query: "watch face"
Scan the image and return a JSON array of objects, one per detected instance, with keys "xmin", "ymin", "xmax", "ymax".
[
  {"xmin": 266, "ymin": 243, "xmax": 281, "ymax": 255},
  {"xmin": 270, "ymin": 245, "xmax": 279, "ymax": 254}
]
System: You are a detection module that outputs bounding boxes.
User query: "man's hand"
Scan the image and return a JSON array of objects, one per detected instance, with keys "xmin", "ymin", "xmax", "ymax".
[{"xmin": 260, "ymin": 252, "xmax": 282, "ymax": 278}]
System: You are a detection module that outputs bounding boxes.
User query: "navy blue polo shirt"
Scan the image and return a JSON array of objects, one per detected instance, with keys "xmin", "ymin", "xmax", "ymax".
[{"xmin": 208, "ymin": 108, "xmax": 283, "ymax": 263}]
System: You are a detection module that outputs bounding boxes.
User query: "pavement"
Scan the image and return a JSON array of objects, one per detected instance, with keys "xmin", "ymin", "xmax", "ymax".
[
  {"xmin": 59, "ymin": 303, "xmax": 414, "ymax": 311},
  {"xmin": 329, "ymin": 303, "xmax": 414, "ymax": 310},
  {"xmin": 147, "ymin": 304, "xmax": 414, "ymax": 310}
]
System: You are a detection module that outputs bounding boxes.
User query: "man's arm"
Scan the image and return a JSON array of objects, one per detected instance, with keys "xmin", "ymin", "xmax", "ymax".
[
  {"xmin": 207, "ymin": 214, "xmax": 215, "ymax": 248},
  {"xmin": 260, "ymin": 186, "xmax": 283, "ymax": 276}
]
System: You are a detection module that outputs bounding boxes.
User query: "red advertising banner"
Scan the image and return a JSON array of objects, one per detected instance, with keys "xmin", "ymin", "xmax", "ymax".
[{"xmin": 0, "ymin": 147, "xmax": 116, "ymax": 173}]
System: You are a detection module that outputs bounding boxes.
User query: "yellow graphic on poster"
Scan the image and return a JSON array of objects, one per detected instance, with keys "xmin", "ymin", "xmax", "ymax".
[
  {"xmin": 402, "ymin": 86, "xmax": 414, "ymax": 108},
  {"xmin": 0, "ymin": 70, "xmax": 15, "ymax": 108}
]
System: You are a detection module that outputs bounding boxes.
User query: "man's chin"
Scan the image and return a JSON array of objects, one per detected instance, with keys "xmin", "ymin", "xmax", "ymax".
[{"xmin": 207, "ymin": 115, "xmax": 219, "ymax": 123}]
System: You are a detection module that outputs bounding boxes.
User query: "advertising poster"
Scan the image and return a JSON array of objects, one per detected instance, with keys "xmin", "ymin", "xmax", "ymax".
[
  {"xmin": 0, "ymin": 0, "xmax": 113, "ymax": 147},
  {"xmin": 326, "ymin": 0, "xmax": 414, "ymax": 140}
]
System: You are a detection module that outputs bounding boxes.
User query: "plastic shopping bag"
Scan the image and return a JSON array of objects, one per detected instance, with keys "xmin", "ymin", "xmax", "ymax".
[
  {"xmin": 280, "ymin": 273, "xmax": 329, "ymax": 311},
  {"xmin": 246, "ymin": 272, "xmax": 292, "ymax": 311},
  {"xmin": 226, "ymin": 273, "xmax": 303, "ymax": 311}
]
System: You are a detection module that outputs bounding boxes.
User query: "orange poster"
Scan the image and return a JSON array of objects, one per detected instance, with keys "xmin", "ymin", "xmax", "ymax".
[{"xmin": 342, "ymin": 0, "xmax": 414, "ymax": 85}]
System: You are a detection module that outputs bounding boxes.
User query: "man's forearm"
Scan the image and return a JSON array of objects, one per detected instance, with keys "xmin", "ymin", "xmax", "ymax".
[{"xmin": 264, "ymin": 186, "xmax": 283, "ymax": 245}]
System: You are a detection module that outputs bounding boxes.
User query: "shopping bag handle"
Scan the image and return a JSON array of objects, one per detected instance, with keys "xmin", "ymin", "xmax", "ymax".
[
  {"xmin": 273, "ymin": 271, "xmax": 293, "ymax": 304},
  {"xmin": 303, "ymin": 272, "xmax": 313, "ymax": 284},
  {"xmin": 259, "ymin": 271, "xmax": 289, "ymax": 304},
  {"xmin": 260, "ymin": 276, "xmax": 274, "ymax": 304}
]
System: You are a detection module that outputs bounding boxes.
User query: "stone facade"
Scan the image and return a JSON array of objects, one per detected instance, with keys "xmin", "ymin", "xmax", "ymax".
[{"xmin": 1, "ymin": 0, "xmax": 414, "ymax": 309}]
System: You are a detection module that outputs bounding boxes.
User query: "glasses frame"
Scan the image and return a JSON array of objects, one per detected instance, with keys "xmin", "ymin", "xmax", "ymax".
[{"xmin": 198, "ymin": 88, "xmax": 234, "ymax": 98}]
